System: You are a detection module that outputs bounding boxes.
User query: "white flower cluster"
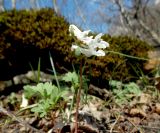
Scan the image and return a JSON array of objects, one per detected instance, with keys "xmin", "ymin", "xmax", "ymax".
[{"xmin": 69, "ymin": 24, "xmax": 109, "ymax": 57}]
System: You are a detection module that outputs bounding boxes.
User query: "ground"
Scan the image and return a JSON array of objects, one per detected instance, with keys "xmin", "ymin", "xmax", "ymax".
[{"xmin": 0, "ymin": 71, "xmax": 160, "ymax": 133}]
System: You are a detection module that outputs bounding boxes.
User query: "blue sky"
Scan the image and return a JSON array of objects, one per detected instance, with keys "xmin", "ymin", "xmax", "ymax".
[
  {"xmin": 3, "ymin": 0, "xmax": 115, "ymax": 33},
  {"xmin": 3, "ymin": 0, "xmax": 154, "ymax": 34},
  {"xmin": 56, "ymin": 0, "xmax": 109, "ymax": 33}
]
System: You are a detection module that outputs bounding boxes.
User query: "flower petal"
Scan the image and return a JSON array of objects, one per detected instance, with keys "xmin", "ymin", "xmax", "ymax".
[
  {"xmin": 94, "ymin": 33, "xmax": 103, "ymax": 42},
  {"xmin": 69, "ymin": 25, "xmax": 81, "ymax": 35},
  {"xmin": 69, "ymin": 24, "xmax": 91, "ymax": 41},
  {"xmin": 93, "ymin": 50, "xmax": 106, "ymax": 56},
  {"xmin": 95, "ymin": 41, "xmax": 109, "ymax": 49},
  {"xmin": 80, "ymin": 48, "xmax": 93, "ymax": 57},
  {"xmin": 71, "ymin": 44, "xmax": 79, "ymax": 51},
  {"xmin": 81, "ymin": 36, "xmax": 93, "ymax": 44},
  {"xmin": 82, "ymin": 30, "xmax": 91, "ymax": 37}
]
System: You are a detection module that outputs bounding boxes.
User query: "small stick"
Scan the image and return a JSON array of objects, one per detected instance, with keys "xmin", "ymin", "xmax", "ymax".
[
  {"xmin": 110, "ymin": 115, "xmax": 120, "ymax": 133},
  {"xmin": 127, "ymin": 118, "xmax": 143, "ymax": 133}
]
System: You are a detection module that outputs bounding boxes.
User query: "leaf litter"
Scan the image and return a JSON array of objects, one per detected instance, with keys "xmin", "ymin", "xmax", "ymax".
[{"xmin": 0, "ymin": 73, "xmax": 160, "ymax": 133}]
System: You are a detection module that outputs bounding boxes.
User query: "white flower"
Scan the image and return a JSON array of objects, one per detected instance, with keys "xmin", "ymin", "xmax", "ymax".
[
  {"xmin": 86, "ymin": 33, "xmax": 109, "ymax": 48},
  {"xmin": 69, "ymin": 24, "xmax": 92, "ymax": 42},
  {"xmin": 69, "ymin": 24, "xmax": 109, "ymax": 57},
  {"xmin": 71, "ymin": 44, "xmax": 106, "ymax": 57},
  {"xmin": 20, "ymin": 94, "xmax": 28, "ymax": 108}
]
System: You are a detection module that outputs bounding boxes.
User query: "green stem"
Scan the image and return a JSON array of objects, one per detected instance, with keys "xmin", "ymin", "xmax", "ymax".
[
  {"xmin": 107, "ymin": 50, "xmax": 149, "ymax": 61},
  {"xmin": 49, "ymin": 52, "xmax": 61, "ymax": 90}
]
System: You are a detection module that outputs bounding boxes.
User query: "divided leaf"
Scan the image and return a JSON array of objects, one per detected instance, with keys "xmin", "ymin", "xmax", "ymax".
[
  {"xmin": 23, "ymin": 82, "xmax": 67, "ymax": 117},
  {"xmin": 62, "ymin": 71, "xmax": 79, "ymax": 85}
]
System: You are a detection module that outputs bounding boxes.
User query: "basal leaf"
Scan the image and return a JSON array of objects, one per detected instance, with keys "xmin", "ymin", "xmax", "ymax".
[{"xmin": 62, "ymin": 72, "xmax": 79, "ymax": 85}]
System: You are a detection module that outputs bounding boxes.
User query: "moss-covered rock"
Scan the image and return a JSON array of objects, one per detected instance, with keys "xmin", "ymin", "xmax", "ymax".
[
  {"xmin": 0, "ymin": 9, "xmax": 73, "ymax": 80},
  {"xmin": 0, "ymin": 9, "xmax": 152, "ymax": 83}
]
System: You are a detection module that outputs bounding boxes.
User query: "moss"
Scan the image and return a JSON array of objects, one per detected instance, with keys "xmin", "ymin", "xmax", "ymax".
[
  {"xmin": 66, "ymin": 35, "xmax": 152, "ymax": 83},
  {"xmin": 0, "ymin": 9, "xmax": 73, "ymax": 79},
  {"xmin": 0, "ymin": 9, "xmax": 152, "ymax": 83}
]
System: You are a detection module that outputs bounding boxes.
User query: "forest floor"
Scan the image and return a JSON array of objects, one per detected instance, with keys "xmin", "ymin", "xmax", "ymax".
[{"xmin": 0, "ymin": 71, "xmax": 160, "ymax": 133}]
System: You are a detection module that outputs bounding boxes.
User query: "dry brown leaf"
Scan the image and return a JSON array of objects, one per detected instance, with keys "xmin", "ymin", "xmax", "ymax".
[
  {"xmin": 144, "ymin": 58, "xmax": 160, "ymax": 70},
  {"xmin": 128, "ymin": 117, "xmax": 141, "ymax": 125},
  {"xmin": 130, "ymin": 108, "xmax": 147, "ymax": 117},
  {"xmin": 141, "ymin": 105, "xmax": 150, "ymax": 113},
  {"xmin": 144, "ymin": 50, "xmax": 160, "ymax": 70},
  {"xmin": 82, "ymin": 102, "xmax": 102, "ymax": 120},
  {"xmin": 139, "ymin": 93, "xmax": 151, "ymax": 104}
]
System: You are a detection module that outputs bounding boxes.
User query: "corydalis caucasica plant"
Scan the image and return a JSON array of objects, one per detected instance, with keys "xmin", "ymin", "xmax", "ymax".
[
  {"xmin": 69, "ymin": 24, "xmax": 109, "ymax": 132},
  {"xmin": 69, "ymin": 24, "xmax": 109, "ymax": 57}
]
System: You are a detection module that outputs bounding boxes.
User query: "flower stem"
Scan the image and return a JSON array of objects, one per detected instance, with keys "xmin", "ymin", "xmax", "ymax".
[{"xmin": 75, "ymin": 59, "xmax": 83, "ymax": 133}]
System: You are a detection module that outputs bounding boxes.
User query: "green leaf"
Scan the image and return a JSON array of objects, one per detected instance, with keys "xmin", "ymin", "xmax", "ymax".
[
  {"xmin": 23, "ymin": 85, "xmax": 37, "ymax": 99},
  {"xmin": 62, "ymin": 72, "xmax": 79, "ymax": 85},
  {"xmin": 109, "ymin": 80, "xmax": 123, "ymax": 89},
  {"xmin": 124, "ymin": 82, "xmax": 141, "ymax": 96},
  {"xmin": 23, "ymin": 82, "xmax": 68, "ymax": 118},
  {"xmin": 111, "ymin": 80, "xmax": 141, "ymax": 105}
]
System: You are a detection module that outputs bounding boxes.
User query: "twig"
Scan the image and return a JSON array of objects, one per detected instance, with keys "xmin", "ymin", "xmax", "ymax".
[
  {"xmin": 140, "ymin": 125, "xmax": 160, "ymax": 130},
  {"xmin": 106, "ymin": 130, "xmax": 119, "ymax": 133},
  {"xmin": 0, "ymin": 106, "xmax": 44, "ymax": 133},
  {"xmin": 73, "ymin": 0, "xmax": 86, "ymax": 26},
  {"xmin": 110, "ymin": 115, "xmax": 120, "ymax": 133},
  {"xmin": 127, "ymin": 118, "xmax": 143, "ymax": 133}
]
